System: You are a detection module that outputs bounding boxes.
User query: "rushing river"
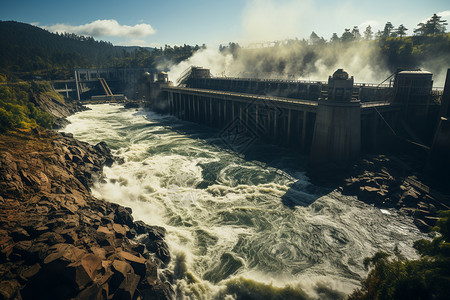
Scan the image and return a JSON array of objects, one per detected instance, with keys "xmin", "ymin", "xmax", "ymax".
[{"xmin": 65, "ymin": 104, "xmax": 426, "ymax": 299}]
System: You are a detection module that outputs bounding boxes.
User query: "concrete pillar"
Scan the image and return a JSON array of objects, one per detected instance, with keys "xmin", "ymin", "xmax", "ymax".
[
  {"xmin": 209, "ymin": 97, "xmax": 213, "ymax": 126},
  {"xmin": 255, "ymin": 105, "xmax": 259, "ymax": 133},
  {"xmin": 296, "ymin": 110, "xmax": 301, "ymax": 146},
  {"xmin": 440, "ymin": 68, "xmax": 450, "ymax": 118},
  {"xmin": 310, "ymin": 69, "xmax": 361, "ymax": 165},
  {"xmin": 196, "ymin": 95, "xmax": 200, "ymax": 121},
  {"xmin": 287, "ymin": 109, "xmax": 291, "ymax": 145},
  {"xmin": 204, "ymin": 97, "xmax": 207, "ymax": 124},
  {"xmin": 173, "ymin": 93, "xmax": 177, "ymax": 117},
  {"xmin": 273, "ymin": 110, "xmax": 278, "ymax": 140},
  {"xmin": 181, "ymin": 94, "xmax": 185, "ymax": 119},
  {"xmin": 223, "ymin": 99, "xmax": 227, "ymax": 126},
  {"xmin": 218, "ymin": 99, "xmax": 222, "ymax": 127},
  {"xmin": 188, "ymin": 95, "xmax": 192, "ymax": 120},
  {"xmin": 245, "ymin": 105, "xmax": 249, "ymax": 131},
  {"xmin": 239, "ymin": 103, "xmax": 243, "ymax": 128},
  {"xmin": 232, "ymin": 101, "xmax": 235, "ymax": 121}
]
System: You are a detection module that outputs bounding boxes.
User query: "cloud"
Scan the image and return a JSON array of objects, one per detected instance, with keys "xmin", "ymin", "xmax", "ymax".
[
  {"xmin": 358, "ymin": 21, "xmax": 380, "ymax": 31},
  {"xmin": 241, "ymin": 0, "xmax": 315, "ymax": 42},
  {"xmin": 437, "ymin": 10, "xmax": 450, "ymax": 19},
  {"xmin": 42, "ymin": 19, "xmax": 156, "ymax": 38},
  {"xmin": 419, "ymin": 10, "xmax": 450, "ymax": 25}
]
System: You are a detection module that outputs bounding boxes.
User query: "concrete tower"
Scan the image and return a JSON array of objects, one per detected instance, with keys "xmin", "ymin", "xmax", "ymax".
[{"xmin": 310, "ymin": 69, "xmax": 361, "ymax": 165}]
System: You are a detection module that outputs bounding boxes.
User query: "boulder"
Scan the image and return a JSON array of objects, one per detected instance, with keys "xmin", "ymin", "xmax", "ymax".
[
  {"xmin": 112, "ymin": 272, "xmax": 140, "ymax": 300},
  {"xmin": 0, "ymin": 279, "xmax": 21, "ymax": 299},
  {"xmin": 114, "ymin": 207, "xmax": 134, "ymax": 227},
  {"xmin": 109, "ymin": 260, "xmax": 133, "ymax": 294},
  {"xmin": 145, "ymin": 240, "xmax": 171, "ymax": 265},
  {"xmin": 64, "ymin": 253, "xmax": 102, "ymax": 290},
  {"xmin": 116, "ymin": 251, "xmax": 146, "ymax": 276}
]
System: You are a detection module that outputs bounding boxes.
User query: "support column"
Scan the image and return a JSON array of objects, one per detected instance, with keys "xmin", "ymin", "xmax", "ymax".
[
  {"xmin": 209, "ymin": 97, "xmax": 213, "ymax": 126},
  {"xmin": 302, "ymin": 111, "xmax": 307, "ymax": 152},
  {"xmin": 196, "ymin": 95, "xmax": 200, "ymax": 121},
  {"xmin": 273, "ymin": 110, "xmax": 278, "ymax": 141},
  {"xmin": 310, "ymin": 69, "xmax": 361, "ymax": 165},
  {"xmin": 255, "ymin": 105, "xmax": 259, "ymax": 133},
  {"xmin": 218, "ymin": 99, "xmax": 222, "ymax": 127},
  {"xmin": 287, "ymin": 109, "xmax": 291, "ymax": 145},
  {"xmin": 188, "ymin": 95, "xmax": 192, "ymax": 121},
  {"xmin": 296, "ymin": 110, "xmax": 301, "ymax": 146},
  {"xmin": 204, "ymin": 97, "xmax": 207, "ymax": 124},
  {"xmin": 232, "ymin": 101, "xmax": 235, "ymax": 121},
  {"xmin": 245, "ymin": 104, "xmax": 249, "ymax": 131},
  {"xmin": 223, "ymin": 98, "xmax": 227, "ymax": 126}
]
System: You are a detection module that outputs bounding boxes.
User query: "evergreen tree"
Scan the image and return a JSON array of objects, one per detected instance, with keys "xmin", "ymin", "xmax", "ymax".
[
  {"xmin": 396, "ymin": 24, "xmax": 408, "ymax": 38},
  {"xmin": 363, "ymin": 25, "xmax": 373, "ymax": 40},
  {"xmin": 352, "ymin": 26, "xmax": 361, "ymax": 40},
  {"xmin": 382, "ymin": 22, "xmax": 394, "ymax": 38},
  {"xmin": 415, "ymin": 14, "xmax": 448, "ymax": 35},
  {"xmin": 341, "ymin": 28, "xmax": 355, "ymax": 42},
  {"xmin": 426, "ymin": 13, "xmax": 448, "ymax": 34},
  {"xmin": 330, "ymin": 33, "xmax": 340, "ymax": 43}
]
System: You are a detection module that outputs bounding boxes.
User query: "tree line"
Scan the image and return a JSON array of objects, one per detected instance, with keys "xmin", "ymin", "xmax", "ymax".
[
  {"xmin": 215, "ymin": 13, "xmax": 449, "ymax": 81},
  {"xmin": 0, "ymin": 21, "xmax": 205, "ymax": 81},
  {"xmin": 318, "ymin": 13, "xmax": 447, "ymax": 43}
]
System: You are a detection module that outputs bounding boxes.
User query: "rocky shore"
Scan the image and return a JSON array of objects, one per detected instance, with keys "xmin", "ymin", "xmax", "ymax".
[
  {"xmin": 315, "ymin": 155, "xmax": 450, "ymax": 232},
  {"xmin": 0, "ymin": 129, "xmax": 173, "ymax": 299}
]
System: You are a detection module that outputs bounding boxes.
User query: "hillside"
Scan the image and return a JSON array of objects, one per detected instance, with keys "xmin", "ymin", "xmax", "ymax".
[
  {"xmin": 0, "ymin": 21, "xmax": 202, "ymax": 81},
  {"xmin": 0, "ymin": 21, "xmax": 125, "ymax": 79}
]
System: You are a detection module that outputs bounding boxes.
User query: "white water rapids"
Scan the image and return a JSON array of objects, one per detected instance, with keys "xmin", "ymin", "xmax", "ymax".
[{"xmin": 64, "ymin": 104, "xmax": 426, "ymax": 299}]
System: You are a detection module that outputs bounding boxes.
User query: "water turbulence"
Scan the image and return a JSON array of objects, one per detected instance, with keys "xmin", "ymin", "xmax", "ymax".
[{"xmin": 65, "ymin": 104, "xmax": 426, "ymax": 299}]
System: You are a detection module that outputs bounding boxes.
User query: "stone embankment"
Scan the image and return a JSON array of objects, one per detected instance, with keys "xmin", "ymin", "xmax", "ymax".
[
  {"xmin": 340, "ymin": 155, "xmax": 450, "ymax": 231},
  {"xmin": 0, "ymin": 129, "xmax": 173, "ymax": 299}
]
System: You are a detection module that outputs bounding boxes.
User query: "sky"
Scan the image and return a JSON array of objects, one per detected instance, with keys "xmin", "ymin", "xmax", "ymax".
[{"xmin": 0, "ymin": 0, "xmax": 449, "ymax": 47}]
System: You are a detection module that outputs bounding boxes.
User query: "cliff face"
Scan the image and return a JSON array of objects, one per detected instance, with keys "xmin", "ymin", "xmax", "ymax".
[
  {"xmin": 28, "ymin": 85, "xmax": 87, "ymax": 129},
  {"xmin": 0, "ymin": 129, "xmax": 173, "ymax": 299}
]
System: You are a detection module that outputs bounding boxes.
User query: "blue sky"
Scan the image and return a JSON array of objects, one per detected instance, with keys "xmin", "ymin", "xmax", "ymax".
[{"xmin": 1, "ymin": 0, "xmax": 449, "ymax": 47}]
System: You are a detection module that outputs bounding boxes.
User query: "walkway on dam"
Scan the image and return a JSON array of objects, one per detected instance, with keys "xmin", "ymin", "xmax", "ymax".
[{"xmin": 162, "ymin": 86, "xmax": 400, "ymax": 113}]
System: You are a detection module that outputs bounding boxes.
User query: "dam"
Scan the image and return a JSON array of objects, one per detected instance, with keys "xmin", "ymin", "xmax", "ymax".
[{"xmin": 147, "ymin": 67, "xmax": 449, "ymax": 166}]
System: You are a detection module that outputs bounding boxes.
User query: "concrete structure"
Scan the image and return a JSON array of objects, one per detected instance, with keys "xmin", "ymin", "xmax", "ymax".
[
  {"xmin": 310, "ymin": 69, "xmax": 361, "ymax": 164},
  {"xmin": 142, "ymin": 66, "xmax": 447, "ymax": 166},
  {"xmin": 148, "ymin": 68, "xmax": 404, "ymax": 163},
  {"xmin": 429, "ymin": 69, "xmax": 450, "ymax": 172},
  {"xmin": 51, "ymin": 68, "xmax": 156, "ymax": 100}
]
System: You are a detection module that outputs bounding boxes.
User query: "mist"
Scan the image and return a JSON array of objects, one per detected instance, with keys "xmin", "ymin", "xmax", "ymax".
[
  {"xmin": 167, "ymin": 38, "xmax": 449, "ymax": 87},
  {"xmin": 167, "ymin": 41, "xmax": 390, "ymax": 85}
]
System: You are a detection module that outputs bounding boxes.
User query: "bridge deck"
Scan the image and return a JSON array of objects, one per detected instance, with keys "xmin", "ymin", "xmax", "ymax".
[{"xmin": 162, "ymin": 86, "xmax": 400, "ymax": 113}]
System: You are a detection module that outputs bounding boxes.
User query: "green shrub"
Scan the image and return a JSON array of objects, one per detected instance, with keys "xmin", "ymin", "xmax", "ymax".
[
  {"xmin": 0, "ymin": 82, "xmax": 54, "ymax": 132},
  {"xmin": 350, "ymin": 210, "xmax": 450, "ymax": 300}
]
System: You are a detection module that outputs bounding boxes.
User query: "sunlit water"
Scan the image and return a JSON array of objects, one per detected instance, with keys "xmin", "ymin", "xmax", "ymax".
[{"xmin": 64, "ymin": 104, "xmax": 426, "ymax": 299}]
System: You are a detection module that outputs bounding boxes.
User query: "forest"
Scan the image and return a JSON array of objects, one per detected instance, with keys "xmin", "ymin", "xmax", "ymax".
[{"xmin": 0, "ymin": 21, "xmax": 205, "ymax": 81}]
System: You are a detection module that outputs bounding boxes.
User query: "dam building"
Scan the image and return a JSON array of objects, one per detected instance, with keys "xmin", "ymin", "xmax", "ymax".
[{"xmin": 145, "ymin": 66, "xmax": 449, "ymax": 166}]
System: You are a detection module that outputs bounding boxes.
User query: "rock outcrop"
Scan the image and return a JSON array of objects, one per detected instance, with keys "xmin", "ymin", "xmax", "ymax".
[
  {"xmin": 29, "ymin": 89, "xmax": 88, "ymax": 130},
  {"xmin": 340, "ymin": 155, "xmax": 450, "ymax": 231},
  {"xmin": 0, "ymin": 129, "xmax": 173, "ymax": 300}
]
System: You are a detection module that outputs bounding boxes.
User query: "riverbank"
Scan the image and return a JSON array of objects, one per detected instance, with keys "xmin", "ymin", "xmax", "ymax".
[
  {"xmin": 309, "ymin": 154, "xmax": 450, "ymax": 232},
  {"xmin": 0, "ymin": 128, "xmax": 174, "ymax": 299}
]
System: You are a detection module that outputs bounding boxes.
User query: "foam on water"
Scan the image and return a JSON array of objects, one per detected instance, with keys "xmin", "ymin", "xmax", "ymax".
[{"xmin": 64, "ymin": 104, "xmax": 427, "ymax": 299}]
